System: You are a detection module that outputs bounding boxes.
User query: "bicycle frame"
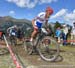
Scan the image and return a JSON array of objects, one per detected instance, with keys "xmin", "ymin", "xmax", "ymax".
[{"xmin": 33, "ymin": 28, "xmax": 48, "ymax": 47}]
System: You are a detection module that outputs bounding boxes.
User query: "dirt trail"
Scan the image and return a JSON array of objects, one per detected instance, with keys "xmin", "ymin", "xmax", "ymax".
[
  {"xmin": 12, "ymin": 44, "xmax": 75, "ymax": 68},
  {"xmin": 0, "ymin": 40, "xmax": 75, "ymax": 68}
]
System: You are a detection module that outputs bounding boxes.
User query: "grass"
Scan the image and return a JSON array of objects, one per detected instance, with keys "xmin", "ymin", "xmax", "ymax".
[
  {"xmin": 60, "ymin": 45, "xmax": 75, "ymax": 52},
  {"xmin": 0, "ymin": 52, "xmax": 15, "ymax": 68}
]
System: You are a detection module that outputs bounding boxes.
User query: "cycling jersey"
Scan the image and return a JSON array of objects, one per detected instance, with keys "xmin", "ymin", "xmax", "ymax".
[
  {"xmin": 10, "ymin": 29, "xmax": 16, "ymax": 36},
  {"xmin": 7, "ymin": 25, "xmax": 17, "ymax": 36},
  {"xmin": 34, "ymin": 12, "xmax": 49, "ymax": 28}
]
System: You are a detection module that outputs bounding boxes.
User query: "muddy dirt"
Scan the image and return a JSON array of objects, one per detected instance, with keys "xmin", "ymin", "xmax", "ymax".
[
  {"xmin": 0, "ymin": 54, "xmax": 15, "ymax": 68},
  {"xmin": 0, "ymin": 40, "xmax": 75, "ymax": 68},
  {"xmin": 11, "ymin": 43, "xmax": 75, "ymax": 68}
]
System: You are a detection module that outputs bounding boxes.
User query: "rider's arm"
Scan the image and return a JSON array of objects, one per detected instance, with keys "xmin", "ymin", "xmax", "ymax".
[
  {"xmin": 7, "ymin": 26, "xmax": 15, "ymax": 33},
  {"xmin": 32, "ymin": 19, "xmax": 35, "ymax": 27},
  {"xmin": 7, "ymin": 28, "xmax": 10, "ymax": 33},
  {"xmin": 45, "ymin": 19, "xmax": 48, "ymax": 28},
  {"xmin": 32, "ymin": 16, "xmax": 38, "ymax": 27}
]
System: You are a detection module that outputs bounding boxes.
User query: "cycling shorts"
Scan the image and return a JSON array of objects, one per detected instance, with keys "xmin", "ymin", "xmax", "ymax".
[{"xmin": 35, "ymin": 21, "xmax": 42, "ymax": 28}]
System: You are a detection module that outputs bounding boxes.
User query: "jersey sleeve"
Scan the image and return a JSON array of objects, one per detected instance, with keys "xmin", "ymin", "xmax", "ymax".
[
  {"xmin": 33, "ymin": 13, "xmax": 41, "ymax": 20},
  {"xmin": 34, "ymin": 12, "xmax": 49, "ymax": 22},
  {"xmin": 36, "ymin": 12, "xmax": 45, "ymax": 19}
]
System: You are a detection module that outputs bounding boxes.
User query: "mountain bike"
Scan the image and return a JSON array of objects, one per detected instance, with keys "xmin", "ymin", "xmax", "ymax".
[{"xmin": 23, "ymin": 28, "xmax": 60, "ymax": 62}]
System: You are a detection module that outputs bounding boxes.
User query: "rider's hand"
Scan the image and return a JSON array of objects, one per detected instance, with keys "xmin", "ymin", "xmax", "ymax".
[{"xmin": 46, "ymin": 28, "xmax": 51, "ymax": 33}]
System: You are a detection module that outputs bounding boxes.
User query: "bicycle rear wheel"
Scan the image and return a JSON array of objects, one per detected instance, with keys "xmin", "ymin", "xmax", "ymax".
[{"xmin": 37, "ymin": 36, "xmax": 59, "ymax": 62}]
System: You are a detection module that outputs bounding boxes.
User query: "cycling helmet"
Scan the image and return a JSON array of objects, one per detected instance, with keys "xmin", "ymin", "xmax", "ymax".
[
  {"xmin": 14, "ymin": 25, "xmax": 17, "ymax": 28},
  {"xmin": 46, "ymin": 6, "xmax": 53, "ymax": 14}
]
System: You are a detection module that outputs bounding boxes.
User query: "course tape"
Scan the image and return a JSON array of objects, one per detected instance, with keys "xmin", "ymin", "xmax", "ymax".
[{"xmin": 3, "ymin": 35, "xmax": 22, "ymax": 68}]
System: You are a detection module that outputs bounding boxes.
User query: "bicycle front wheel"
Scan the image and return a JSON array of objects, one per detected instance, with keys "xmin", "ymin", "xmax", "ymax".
[{"xmin": 37, "ymin": 36, "xmax": 59, "ymax": 62}]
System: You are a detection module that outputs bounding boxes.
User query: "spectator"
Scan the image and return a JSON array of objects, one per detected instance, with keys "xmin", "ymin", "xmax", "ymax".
[
  {"xmin": 71, "ymin": 22, "xmax": 75, "ymax": 45},
  {"xmin": 62, "ymin": 24, "xmax": 68, "ymax": 45},
  {"xmin": 55, "ymin": 27, "xmax": 62, "ymax": 43}
]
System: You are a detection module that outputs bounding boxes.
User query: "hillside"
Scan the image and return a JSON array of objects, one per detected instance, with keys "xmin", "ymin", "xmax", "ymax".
[
  {"xmin": 0, "ymin": 16, "xmax": 72, "ymax": 36},
  {"xmin": 0, "ymin": 16, "xmax": 32, "ymax": 28}
]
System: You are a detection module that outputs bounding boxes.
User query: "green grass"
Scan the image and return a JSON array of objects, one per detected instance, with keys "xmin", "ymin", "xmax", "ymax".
[
  {"xmin": 0, "ymin": 54, "xmax": 15, "ymax": 68},
  {"xmin": 60, "ymin": 45, "xmax": 75, "ymax": 52}
]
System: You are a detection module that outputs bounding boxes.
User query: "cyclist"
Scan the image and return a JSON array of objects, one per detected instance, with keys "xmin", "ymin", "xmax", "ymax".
[
  {"xmin": 30, "ymin": 6, "xmax": 53, "ymax": 43},
  {"xmin": 7, "ymin": 25, "xmax": 18, "ymax": 37},
  {"xmin": 62, "ymin": 24, "xmax": 68, "ymax": 45}
]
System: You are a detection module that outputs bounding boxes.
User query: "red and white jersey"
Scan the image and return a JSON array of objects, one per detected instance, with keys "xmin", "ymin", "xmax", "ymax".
[{"xmin": 35, "ymin": 12, "xmax": 49, "ymax": 23}]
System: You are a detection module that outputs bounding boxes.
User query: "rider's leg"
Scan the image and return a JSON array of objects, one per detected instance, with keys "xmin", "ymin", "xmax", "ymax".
[
  {"xmin": 30, "ymin": 20, "xmax": 42, "ymax": 42},
  {"xmin": 30, "ymin": 29, "xmax": 38, "ymax": 42}
]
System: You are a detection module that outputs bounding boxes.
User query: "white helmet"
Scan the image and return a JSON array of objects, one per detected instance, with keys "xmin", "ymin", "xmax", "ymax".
[{"xmin": 14, "ymin": 25, "xmax": 17, "ymax": 28}]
